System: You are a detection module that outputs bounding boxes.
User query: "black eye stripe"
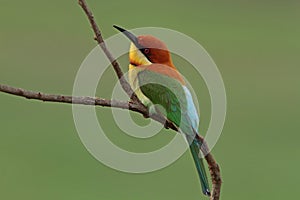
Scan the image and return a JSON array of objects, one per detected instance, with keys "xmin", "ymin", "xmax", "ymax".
[
  {"xmin": 142, "ymin": 48, "xmax": 150, "ymax": 54},
  {"xmin": 138, "ymin": 47, "xmax": 151, "ymax": 62}
]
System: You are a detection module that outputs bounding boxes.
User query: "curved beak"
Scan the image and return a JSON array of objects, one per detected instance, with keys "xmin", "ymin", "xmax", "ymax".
[{"xmin": 113, "ymin": 25, "xmax": 142, "ymax": 49}]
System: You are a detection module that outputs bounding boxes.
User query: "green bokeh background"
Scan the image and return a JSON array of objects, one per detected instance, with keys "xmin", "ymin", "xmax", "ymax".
[{"xmin": 1, "ymin": 0, "xmax": 299, "ymax": 199}]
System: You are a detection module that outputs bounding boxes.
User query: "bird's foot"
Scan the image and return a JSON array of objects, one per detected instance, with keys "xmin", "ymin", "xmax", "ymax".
[{"xmin": 142, "ymin": 112, "xmax": 150, "ymax": 118}]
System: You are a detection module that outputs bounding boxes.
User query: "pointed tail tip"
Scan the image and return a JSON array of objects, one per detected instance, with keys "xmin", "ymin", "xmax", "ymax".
[{"xmin": 204, "ymin": 189, "xmax": 211, "ymax": 196}]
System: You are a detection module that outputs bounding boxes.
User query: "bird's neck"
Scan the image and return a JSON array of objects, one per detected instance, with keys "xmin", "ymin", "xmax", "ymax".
[{"xmin": 162, "ymin": 60, "xmax": 176, "ymax": 69}]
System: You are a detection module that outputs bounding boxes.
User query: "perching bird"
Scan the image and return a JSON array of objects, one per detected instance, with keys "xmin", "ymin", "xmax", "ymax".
[{"xmin": 113, "ymin": 25, "xmax": 210, "ymax": 196}]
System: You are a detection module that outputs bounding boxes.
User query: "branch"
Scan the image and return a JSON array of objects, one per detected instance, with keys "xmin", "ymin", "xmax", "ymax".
[
  {"xmin": 0, "ymin": 84, "xmax": 141, "ymax": 111},
  {"xmin": 196, "ymin": 134, "xmax": 222, "ymax": 200},
  {"xmin": 78, "ymin": 0, "xmax": 142, "ymax": 106},
  {"xmin": 0, "ymin": 83, "xmax": 175, "ymax": 134}
]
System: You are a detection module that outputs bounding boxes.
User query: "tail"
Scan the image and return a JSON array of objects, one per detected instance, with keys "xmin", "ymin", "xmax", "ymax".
[{"xmin": 189, "ymin": 138, "xmax": 211, "ymax": 196}]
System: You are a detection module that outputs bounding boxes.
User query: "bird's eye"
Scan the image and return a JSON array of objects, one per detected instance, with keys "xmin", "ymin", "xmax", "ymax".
[{"xmin": 143, "ymin": 48, "xmax": 150, "ymax": 54}]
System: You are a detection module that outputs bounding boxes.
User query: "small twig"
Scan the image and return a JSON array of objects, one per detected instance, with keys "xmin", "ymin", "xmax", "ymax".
[
  {"xmin": 196, "ymin": 134, "xmax": 222, "ymax": 200},
  {"xmin": 0, "ymin": 84, "xmax": 142, "ymax": 111},
  {"xmin": 206, "ymin": 154, "xmax": 222, "ymax": 200},
  {"xmin": 0, "ymin": 83, "xmax": 174, "ymax": 132},
  {"xmin": 78, "ymin": 0, "xmax": 142, "ymax": 106}
]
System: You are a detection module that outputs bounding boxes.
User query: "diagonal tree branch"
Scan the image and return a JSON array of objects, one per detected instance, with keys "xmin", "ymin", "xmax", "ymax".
[
  {"xmin": 78, "ymin": 0, "xmax": 142, "ymax": 106},
  {"xmin": 0, "ymin": 1, "xmax": 222, "ymax": 199}
]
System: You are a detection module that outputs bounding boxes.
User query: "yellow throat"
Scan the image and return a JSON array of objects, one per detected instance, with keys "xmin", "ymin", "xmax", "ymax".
[{"xmin": 128, "ymin": 43, "xmax": 152, "ymax": 106}]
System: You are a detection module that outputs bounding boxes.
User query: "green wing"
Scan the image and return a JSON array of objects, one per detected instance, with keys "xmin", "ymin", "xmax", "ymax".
[{"xmin": 137, "ymin": 68, "xmax": 193, "ymax": 136}]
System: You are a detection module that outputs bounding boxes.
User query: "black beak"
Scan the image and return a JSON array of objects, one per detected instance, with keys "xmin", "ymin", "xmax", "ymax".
[{"xmin": 113, "ymin": 25, "xmax": 142, "ymax": 49}]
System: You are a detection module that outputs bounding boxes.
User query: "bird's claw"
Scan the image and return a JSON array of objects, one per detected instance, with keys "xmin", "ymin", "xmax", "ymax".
[{"xmin": 142, "ymin": 112, "xmax": 150, "ymax": 118}]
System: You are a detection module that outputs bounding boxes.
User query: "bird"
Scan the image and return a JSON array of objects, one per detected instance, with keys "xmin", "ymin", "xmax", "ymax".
[{"xmin": 113, "ymin": 25, "xmax": 210, "ymax": 196}]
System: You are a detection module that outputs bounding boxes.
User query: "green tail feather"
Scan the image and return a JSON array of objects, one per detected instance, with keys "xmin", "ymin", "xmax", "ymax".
[{"xmin": 190, "ymin": 139, "xmax": 210, "ymax": 196}]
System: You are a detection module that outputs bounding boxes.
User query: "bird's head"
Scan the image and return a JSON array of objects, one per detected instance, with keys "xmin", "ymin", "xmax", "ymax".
[{"xmin": 113, "ymin": 25, "xmax": 174, "ymax": 68}]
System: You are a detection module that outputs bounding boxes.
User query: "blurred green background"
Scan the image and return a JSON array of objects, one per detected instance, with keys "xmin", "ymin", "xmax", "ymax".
[{"xmin": 1, "ymin": 0, "xmax": 299, "ymax": 199}]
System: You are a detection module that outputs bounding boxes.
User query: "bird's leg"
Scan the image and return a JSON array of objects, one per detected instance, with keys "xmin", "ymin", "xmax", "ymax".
[{"xmin": 142, "ymin": 111, "xmax": 150, "ymax": 118}]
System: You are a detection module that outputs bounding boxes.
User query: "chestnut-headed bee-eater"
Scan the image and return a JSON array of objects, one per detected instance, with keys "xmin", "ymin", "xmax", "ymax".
[{"xmin": 113, "ymin": 25, "xmax": 210, "ymax": 196}]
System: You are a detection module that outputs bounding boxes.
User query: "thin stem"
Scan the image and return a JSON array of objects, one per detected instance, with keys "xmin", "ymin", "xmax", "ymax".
[{"xmin": 78, "ymin": 0, "xmax": 142, "ymax": 106}]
